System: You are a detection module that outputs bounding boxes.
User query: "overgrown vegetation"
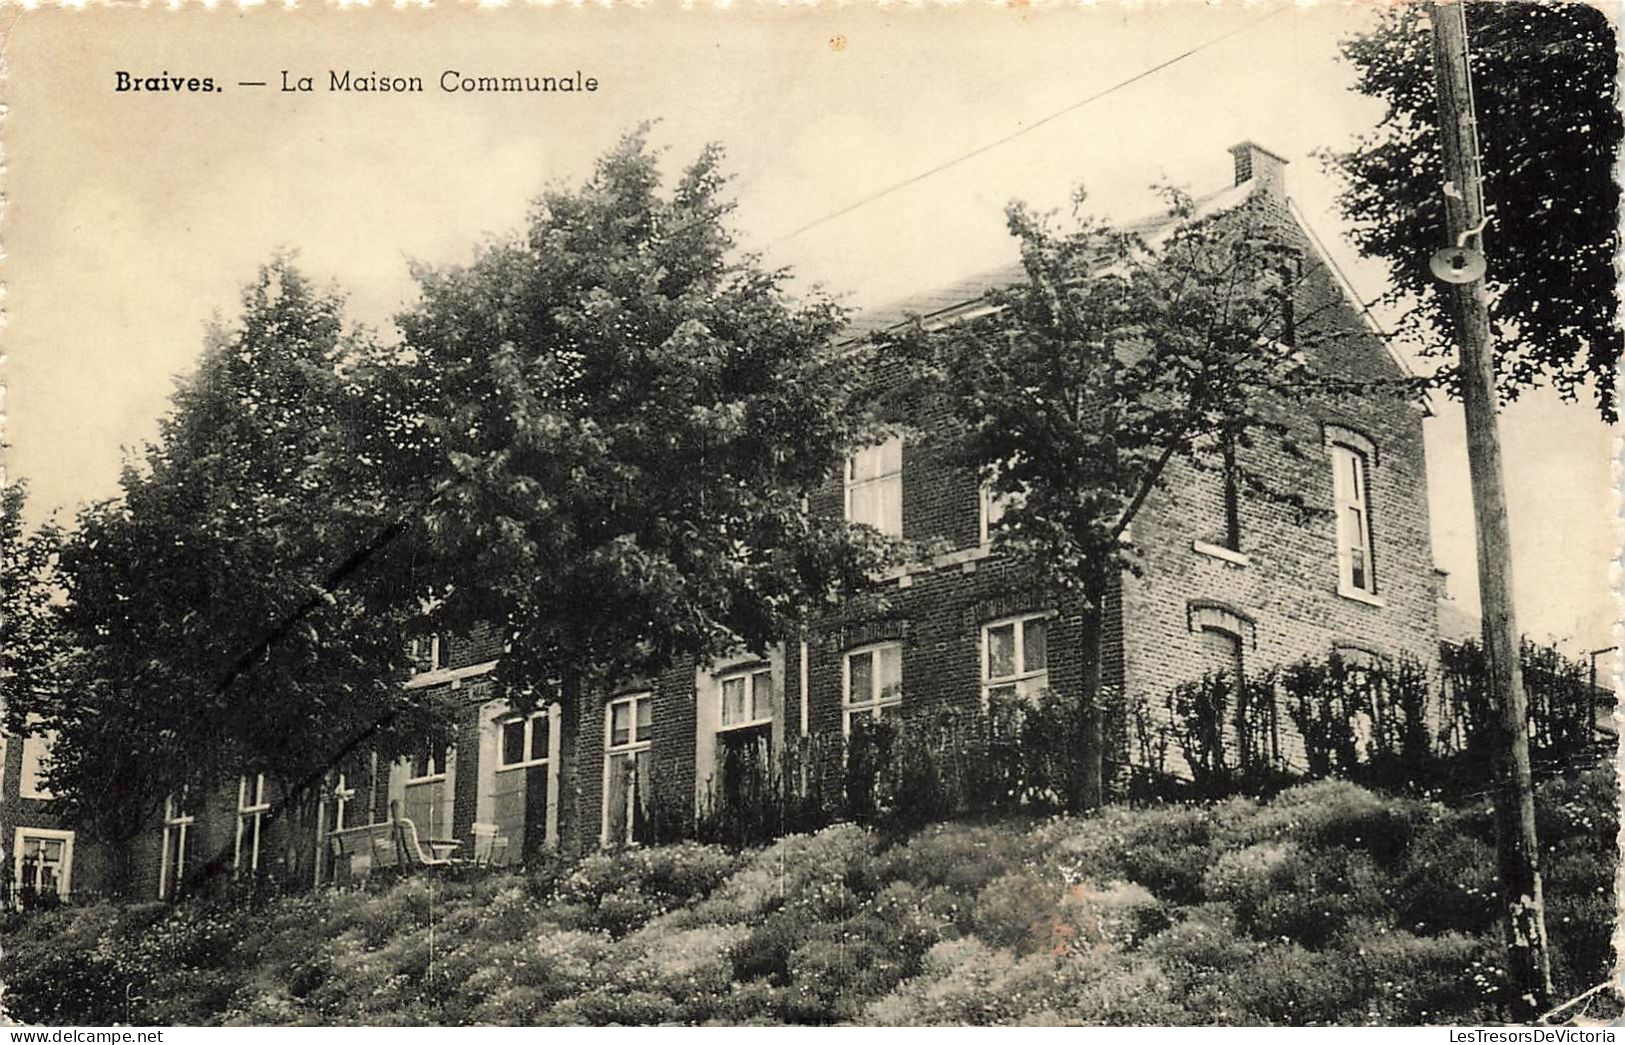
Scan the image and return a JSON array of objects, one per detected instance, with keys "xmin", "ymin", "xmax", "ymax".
[
  {"xmin": 4, "ymin": 770, "xmax": 1613, "ymax": 1026},
  {"xmin": 677, "ymin": 641, "xmax": 1605, "ymax": 848}
]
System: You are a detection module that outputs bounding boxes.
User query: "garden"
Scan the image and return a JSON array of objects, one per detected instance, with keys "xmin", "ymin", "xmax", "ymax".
[{"xmin": 2, "ymin": 766, "xmax": 1614, "ymax": 1026}]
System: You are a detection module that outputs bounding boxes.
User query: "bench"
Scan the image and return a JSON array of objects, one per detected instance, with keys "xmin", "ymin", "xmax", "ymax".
[
  {"xmin": 395, "ymin": 817, "xmax": 461, "ymax": 867},
  {"xmin": 470, "ymin": 823, "xmax": 512, "ymax": 868},
  {"xmin": 327, "ymin": 822, "xmax": 401, "ymax": 883}
]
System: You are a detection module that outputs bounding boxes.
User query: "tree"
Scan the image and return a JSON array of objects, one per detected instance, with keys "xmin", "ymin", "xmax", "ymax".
[
  {"xmin": 376, "ymin": 129, "xmax": 888, "ymax": 833},
  {"xmin": 50, "ymin": 260, "xmax": 438, "ymax": 889},
  {"xmin": 1324, "ymin": 1, "xmax": 1621, "ymax": 421},
  {"xmin": 1330, "ymin": 3, "xmax": 1614, "ymax": 1015},
  {"xmin": 884, "ymin": 187, "xmax": 1382, "ymax": 806},
  {"xmin": 0, "ymin": 481, "xmax": 65, "ymax": 732}
]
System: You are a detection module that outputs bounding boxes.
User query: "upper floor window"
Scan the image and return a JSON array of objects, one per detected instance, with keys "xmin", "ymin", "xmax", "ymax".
[
  {"xmin": 499, "ymin": 709, "xmax": 551, "ymax": 771},
  {"xmin": 719, "ymin": 667, "xmax": 773, "ymax": 732},
  {"xmin": 1216, "ymin": 435, "xmax": 1241, "ymax": 553},
  {"xmin": 843, "ymin": 642, "xmax": 903, "ymax": 734},
  {"xmin": 1281, "ymin": 255, "xmax": 1304, "ymax": 346},
  {"xmin": 410, "ymin": 633, "xmax": 448, "ymax": 673},
  {"xmin": 1331, "ymin": 442, "xmax": 1377, "ymax": 596},
  {"xmin": 846, "ymin": 436, "xmax": 902, "ymax": 537},
  {"xmin": 19, "ymin": 726, "xmax": 55, "ymax": 800},
  {"xmin": 983, "ymin": 613, "xmax": 1050, "ymax": 703},
  {"xmin": 978, "ymin": 456, "xmax": 1028, "ymax": 546},
  {"xmin": 979, "ymin": 482, "xmax": 1027, "ymax": 545}
]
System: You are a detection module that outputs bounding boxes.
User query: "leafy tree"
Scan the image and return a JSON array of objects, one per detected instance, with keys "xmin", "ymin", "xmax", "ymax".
[
  {"xmin": 378, "ymin": 130, "xmax": 888, "ymax": 796},
  {"xmin": 50, "ymin": 260, "xmax": 438, "ymax": 889},
  {"xmin": 1324, "ymin": 1, "xmax": 1621, "ymax": 420},
  {"xmin": 884, "ymin": 187, "xmax": 1386, "ymax": 805},
  {"xmin": 0, "ymin": 481, "xmax": 65, "ymax": 732}
]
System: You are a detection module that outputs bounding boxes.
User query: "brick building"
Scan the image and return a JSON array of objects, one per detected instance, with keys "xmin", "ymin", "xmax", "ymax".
[
  {"xmin": 0, "ymin": 724, "xmax": 115, "ymax": 903},
  {"xmin": 365, "ymin": 140, "xmax": 1438, "ymax": 860},
  {"xmin": 31, "ymin": 141, "xmax": 1443, "ymax": 901}
]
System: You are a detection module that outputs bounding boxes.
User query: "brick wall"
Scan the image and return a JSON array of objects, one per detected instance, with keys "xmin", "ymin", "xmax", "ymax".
[
  {"xmin": 103, "ymin": 143, "xmax": 1443, "ymax": 869},
  {"xmin": 0, "ymin": 730, "xmax": 114, "ymax": 900},
  {"xmin": 1119, "ymin": 171, "xmax": 1438, "ymax": 774}
]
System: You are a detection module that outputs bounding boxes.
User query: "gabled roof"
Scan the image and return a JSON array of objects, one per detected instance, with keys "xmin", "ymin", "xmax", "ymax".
[
  {"xmin": 841, "ymin": 179, "xmax": 1256, "ymax": 343},
  {"xmin": 1437, "ymin": 598, "xmax": 1482, "ymax": 646}
]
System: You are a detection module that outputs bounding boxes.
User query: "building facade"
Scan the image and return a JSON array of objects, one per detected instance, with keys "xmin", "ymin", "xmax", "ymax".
[
  {"xmin": 24, "ymin": 142, "xmax": 1443, "ymax": 901},
  {"xmin": 1, "ymin": 723, "xmax": 113, "ymax": 903}
]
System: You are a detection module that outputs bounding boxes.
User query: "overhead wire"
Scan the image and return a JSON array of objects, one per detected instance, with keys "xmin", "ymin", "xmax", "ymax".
[{"xmin": 762, "ymin": 5, "xmax": 1292, "ymax": 249}]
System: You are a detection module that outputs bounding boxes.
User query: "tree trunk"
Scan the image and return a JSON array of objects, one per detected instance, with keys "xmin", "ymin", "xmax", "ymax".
[{"xmin": 1077, "ymin": 569, "xmax": 1108, "ymax": 811}]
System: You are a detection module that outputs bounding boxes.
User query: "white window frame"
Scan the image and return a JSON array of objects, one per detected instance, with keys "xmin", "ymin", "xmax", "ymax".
[
  {"xmin": 717, "ymin": 666, "xmax": 774, "ymax": 732},
  {"xmin": 234, "ymin": 773, "xmax": 270, "ymax": 875},
  {"xmin": 332, "ymin": 772, "xmax": 357, "ymax": 832},
  {"xmin": 602, "ymin": 692, "xmax": 654, "ymax": 846},
  {"xmin": 981, "ymin": 612, "xmax": 1053, "ymax": 704},
  {"xmin": 978, "ymin": 464, "xmax": 1027, "ymax": 546},
  {"xmin": 497, "ymin": 709, "xmax": 552, "ymax": 771},
  {"xmin": 159, "ymin": 792, "xmax": 195, "ymax": 900},
  {"xmin": 1331, "ymin": 441, "xmax": 1378, "ymax": 598},
  {"xmin": 19, "ymin": 726, "xmax": 55, "ymax": 800},
  {"xmin": 845, "ymin": 436, "xmax": 903, "ymax": 537},
  {"xmin": 13, "ymin": 827, "xmax": 74, "ymax": 900},
  {"xmin": 842, "ymin": 642, "xmax": 904, "ymax": 735},
  {"xmin": 409, "ymin": 634, "xmax": 447, "ymax": 674}
]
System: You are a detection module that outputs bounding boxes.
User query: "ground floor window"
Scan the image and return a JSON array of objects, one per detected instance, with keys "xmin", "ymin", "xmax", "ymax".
[
  {"xmin": 235, "ymin": 773, "xmax": 270, "ymax": 875},
  {"xmin": 409, "ymin": 737, "xmax": 450, "ymax": 781},
  {"xmin": 603, "ymin": 693, "xmax": 653, "ymax": 846},
  {"xmin": 982, "ymin": 613, "xmax": 1051, "ymax": 704},
  {"xmin": 14, "ymin": 828, "xmax": 73, "ymax": 901},
  {"xmin": 843, "ymin": 642, "xmax": 903, "ymax": 734},
  {"xmin": 159, "ymin": 793, "xmax": 194, "ymax": 900},
  {"xmin": 499, "ymin": 710, "xmax": 551, "ymax": 770},
  {"xmin": 332, "ymin": 772, "xmax": 357, "ymax": 832}
]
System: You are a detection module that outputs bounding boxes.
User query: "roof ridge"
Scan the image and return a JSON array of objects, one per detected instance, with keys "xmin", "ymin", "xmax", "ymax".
[{"xmin": 841, "ymin": 180, "xmax": 1252, "ymax": 343}]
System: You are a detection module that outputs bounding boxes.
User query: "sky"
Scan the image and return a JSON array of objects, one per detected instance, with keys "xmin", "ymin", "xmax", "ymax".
[{"xmin": 2, "ymin": 2, "xmax": 1617, "ymax": 663}]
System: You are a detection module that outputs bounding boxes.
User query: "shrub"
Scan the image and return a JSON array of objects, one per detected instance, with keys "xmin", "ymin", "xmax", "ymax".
[{"xmin": 1391, "ymin": 822, "xmax": 1498, "ymax": 936}]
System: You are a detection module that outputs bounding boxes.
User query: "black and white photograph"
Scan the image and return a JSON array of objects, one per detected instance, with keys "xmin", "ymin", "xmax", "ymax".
[{"xmin": 0, "ymin": 1, "xmax": 1618, "ymax": 1029}]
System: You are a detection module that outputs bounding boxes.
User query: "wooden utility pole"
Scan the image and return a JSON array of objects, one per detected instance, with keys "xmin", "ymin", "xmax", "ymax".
[{"xmin": 1428, "ymin": 0, "xmax": 1553, "ymax": 1019}]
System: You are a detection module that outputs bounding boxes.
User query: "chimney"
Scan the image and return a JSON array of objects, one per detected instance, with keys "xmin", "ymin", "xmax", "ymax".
[{"xmin": 1228, "ymin": 140, "xmax": 1289, "ymax": 204}]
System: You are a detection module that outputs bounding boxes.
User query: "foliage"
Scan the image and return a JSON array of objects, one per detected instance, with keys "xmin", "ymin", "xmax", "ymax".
[
  {"xmin": 1439, "ymin": 638, "xmax": 1600, "ymax": 762},
  {"xmin": 0, "ymin": 481, "xmax": 66, "ymax": 731},
  {"xmin": 376, "ymin": 126, "xmax": 890, "ymax": 705},
  {"xmin": 1324, "ymin": 2, "xmax": 1622, "ymax": 419},
  {"xmin": 885, "ymin": 186, "xmax": 1328, "ymax": 599},
  {"xmin": 694, "ymin": 690, "xmax": 1098, "ymax": 843},
  {"xmin": 1281, "ymin": 654, "xmax": 1378, "ymax": 778},
  {"xmin": 44, "ymin": 260, "xmax": 435, "ymax": 881},
  {"xmin": 881, "ymin": 182, "xmax": 1379, "ymax": 805},
  {"xmin": 1164, "ymin": 670, "xmax": 1285, "ymax": 793},
  {"xmin": 4, "ymin": 770, "xmax": 1613, "ymax": 1026}
]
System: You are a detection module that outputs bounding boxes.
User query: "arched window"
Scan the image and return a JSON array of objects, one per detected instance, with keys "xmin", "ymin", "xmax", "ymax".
[{"xmin": 1322, "ymin": 425, "xmax": 1380, "ymax": 599}]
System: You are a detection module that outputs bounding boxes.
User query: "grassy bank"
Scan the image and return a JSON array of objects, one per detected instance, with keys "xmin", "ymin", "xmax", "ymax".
[{"xmin": 2, "ymin": 770, "xmax": 1615, "ymax": 1026}]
